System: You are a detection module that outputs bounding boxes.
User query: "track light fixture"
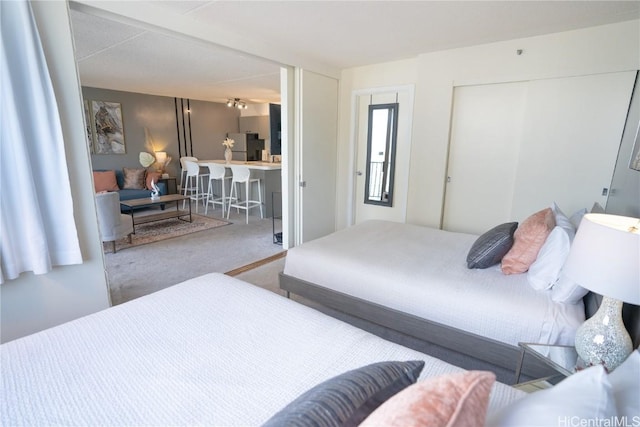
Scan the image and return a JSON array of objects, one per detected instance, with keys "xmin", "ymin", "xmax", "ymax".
[{"xmin": 226, "ymin": 98, "xmax": 247, "ymax": 109}]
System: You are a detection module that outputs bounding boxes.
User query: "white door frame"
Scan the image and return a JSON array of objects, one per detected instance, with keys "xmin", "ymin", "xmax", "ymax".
[
  {"xmin": 280, "ymin": 66, "xmax": 294, "ymax": 250},
  {"xmin": 347, "ymin": 84, "xmax": 415, "ymax": 226}
]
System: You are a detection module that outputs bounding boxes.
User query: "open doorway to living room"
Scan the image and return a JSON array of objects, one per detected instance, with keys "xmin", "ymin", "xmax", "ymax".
[
  {"xmin": 70, "ymin": 4, "xmax": 287, "ymax": 303},
  {"xmin": 105, "ymin": 201, "xmax": 284, "ymax": 305}
]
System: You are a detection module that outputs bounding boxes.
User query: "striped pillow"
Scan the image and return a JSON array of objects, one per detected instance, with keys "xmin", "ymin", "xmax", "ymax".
[
  {"xmin": 262, "ymin": 360, "xmax": 425, "ymax": 427},
  {"xmin": 467, "ymin": 222, "xmax": 518, "ymax": 269}
]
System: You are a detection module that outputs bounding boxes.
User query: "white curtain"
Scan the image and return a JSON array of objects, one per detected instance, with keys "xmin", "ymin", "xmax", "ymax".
[{"xmin": 1, "ymin": 0, "xmax": 82, "ymax": 283}]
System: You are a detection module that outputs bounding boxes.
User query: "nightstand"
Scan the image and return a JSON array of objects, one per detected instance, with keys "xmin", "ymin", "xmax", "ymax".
[{"xmin": 514, "ymin": 343, "xmax": 587, "ymax": 392}]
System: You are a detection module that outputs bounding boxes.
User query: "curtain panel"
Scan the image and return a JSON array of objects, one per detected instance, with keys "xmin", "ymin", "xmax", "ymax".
[{"xmin": 1, "ymin": 0, "xmax": 83, "ymax": 283}]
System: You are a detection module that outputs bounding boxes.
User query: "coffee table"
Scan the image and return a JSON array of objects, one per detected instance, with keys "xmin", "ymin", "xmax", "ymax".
[{"xmin": 120, "ymin": 194, "xmax": 191, "ymax": 234}]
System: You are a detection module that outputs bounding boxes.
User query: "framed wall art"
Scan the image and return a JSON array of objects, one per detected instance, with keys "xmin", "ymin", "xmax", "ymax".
[
  {"xmin": 91, "ymin": 100, "xmax": 126, "ymax": 154},
  {"xmin": 84, "ymin": 100, "xmax": 94, "ymax": 154}
]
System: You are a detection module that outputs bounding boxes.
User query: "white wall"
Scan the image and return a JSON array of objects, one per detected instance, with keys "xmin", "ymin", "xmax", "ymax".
[
  {"xmin": 337, "ymin": 20, "xmax": 640, "ymax": 230},
  {"xmin": 241, "ymin": 104, "xmax": 270, "ymax": 117},
  {"xmin": 1, "ymin": 1, "xmax": 110, "ymax": 343}
]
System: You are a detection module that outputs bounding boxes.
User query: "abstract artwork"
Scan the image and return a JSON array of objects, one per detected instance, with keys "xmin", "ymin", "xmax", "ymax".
[
  {"xmin": 92, "ymin": 101, "xmax": 125, "ymax": 154},
  {"xmin": 84, "ymin": 100, "xmax": 93, "ymax": 154}
]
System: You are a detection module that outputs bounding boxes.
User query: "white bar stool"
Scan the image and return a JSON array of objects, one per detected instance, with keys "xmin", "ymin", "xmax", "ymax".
[
  {"xmin": 179, "ymin": 156, "xmax": 197, "ymax": 192},
  {"xmin": 182, "ymin": 160, "xmax": 207, "ymax": 212},
  {"xmin": 179, "ymin": 156, "xmax": 209, "ymax": 194},
  {"xmin": 226, "ymin": 165, "xmax": 263, "ymax": 224},
  {"xmin": 203, "ymin": 162, "xmax": 231, "ymax": 215}
]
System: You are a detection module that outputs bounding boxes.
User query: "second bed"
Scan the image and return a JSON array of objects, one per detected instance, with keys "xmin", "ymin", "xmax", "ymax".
[{"xmin": 281, "ymin": 220, "xmax": 587, "ymax": 373}]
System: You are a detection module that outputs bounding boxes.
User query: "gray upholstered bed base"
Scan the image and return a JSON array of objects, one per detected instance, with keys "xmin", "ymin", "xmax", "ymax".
[{"xmin": 280, "ymin": 272, "xmax": 639, "ymax": 383}]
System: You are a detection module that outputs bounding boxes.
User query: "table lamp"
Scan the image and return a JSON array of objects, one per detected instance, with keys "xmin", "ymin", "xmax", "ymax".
[
  {"xmin": 155, "ymin": 151, "xmax": 167, "ymax": 172},
  {"xmin": 563, "ymin": 213, "xmax": 640, "ymax": 371}
]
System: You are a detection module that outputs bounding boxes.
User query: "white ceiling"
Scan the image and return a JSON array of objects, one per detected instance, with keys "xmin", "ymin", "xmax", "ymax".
[{"xmin": 70, "ymin": 1, "xmax": 640, "ymax": 104}]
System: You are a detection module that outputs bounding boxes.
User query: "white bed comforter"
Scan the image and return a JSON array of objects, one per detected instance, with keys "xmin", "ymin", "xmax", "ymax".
[
  {"xmin": 284, "ymin": 220, "xmax": 585, "ymax": 347},
  {"xmin": 1, "ymin": 273, "xmax": 523, "ymax": 426}
]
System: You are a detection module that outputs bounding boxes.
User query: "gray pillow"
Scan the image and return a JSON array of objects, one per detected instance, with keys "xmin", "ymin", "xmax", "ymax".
[
  {"xmin": 467, "ymin": 222, "xmax": 518, "ymax": 269},
  {"xmin": 262, "ymin": 360, "xmax": 425, "ymax": 427}
]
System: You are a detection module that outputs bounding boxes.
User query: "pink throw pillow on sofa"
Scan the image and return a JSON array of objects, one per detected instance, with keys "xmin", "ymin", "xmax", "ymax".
[
  {"xmin": 93, "ymin": 170, "xmax": 119, "ymax": 192},
  {"xmin": 122, "ymin": 168, "xmax": 146, "ymax": 190},
  {"xmin": 360, "ymin": 371, "xmax": 495, "ymax": 427},
  {"xmin": 501, "ymin": 207, "xmax": 556, "ymax": 274}
]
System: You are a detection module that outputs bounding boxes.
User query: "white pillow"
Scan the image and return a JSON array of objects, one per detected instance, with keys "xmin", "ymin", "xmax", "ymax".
[
  {"xmin": 486, "ymin": 366, "xmax": 616, "ymax": 426},
  {"xmin": 551, "ymin": 271, "xmax": 589, "ymax": 303},
  {"xmin": 608, "ymin": 350, "xmax": 640, "ymax": 418},
  {"xmin": 570, "ymin": 208, "xmax": 588, "ymax": 230},
  {"xmin": 551, "ymin": 202, "xmax": 576, "ymax": 239},
  {"xmin": 527, "ymin": 226, "xmax": 571, "ymax": 291}
]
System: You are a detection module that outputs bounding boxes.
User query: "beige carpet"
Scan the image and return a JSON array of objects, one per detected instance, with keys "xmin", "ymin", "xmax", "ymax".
[{"xmin": 105, "ymin": 214, "xmax": 229, "ymax": 252}]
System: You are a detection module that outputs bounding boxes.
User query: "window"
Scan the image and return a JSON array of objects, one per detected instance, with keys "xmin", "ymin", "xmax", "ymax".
[{"xmin": 364, "ymin": 103, "xmax": 398, "ymax": 206}]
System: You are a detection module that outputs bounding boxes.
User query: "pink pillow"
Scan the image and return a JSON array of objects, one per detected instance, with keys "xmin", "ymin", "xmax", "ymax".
[
  {"xmin": 122, "ymin": 168, "xmax": 146, "ymax": 190},
  {"xmin": 93, "ymin": 170, "xmax": 119, "ymax": 192},
  {"xmin": 360, "ymin": 371, "xmax": 495, "ymax": 427},
  {"xmin": 146, "ymin": 171, "xmax": 162, "ymax": 190},
  {"xmin": 501, "ymin": 207, "xmax": 556, "ymax": 274}
]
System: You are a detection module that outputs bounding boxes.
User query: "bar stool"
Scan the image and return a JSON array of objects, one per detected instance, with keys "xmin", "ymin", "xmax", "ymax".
[
  {"xmin": 203, "ymin": 162, "xmax": 231, "ymax": 215},
  {"xmin": 179, "ymin": 156, "xmax": 197, "ymax": 191},
  {"xmin": 226, "ymin": 165, "xmax": 263, "ymax": 224},
  {"xmin": 182, "ymin": 160, "xmax": 207, "ymax": 212},
  {"xmin": 179, "ymin": 156, "xmax": 208, "ymax": 193}
]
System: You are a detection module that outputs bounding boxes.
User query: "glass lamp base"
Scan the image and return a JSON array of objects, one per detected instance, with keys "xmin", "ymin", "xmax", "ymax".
[{"xmin": 574, "ymin": 296, "xmax": 632, "ymax": 371}]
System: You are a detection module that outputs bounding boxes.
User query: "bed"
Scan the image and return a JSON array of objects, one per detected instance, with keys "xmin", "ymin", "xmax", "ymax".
[
  {"xmin": 280, "ymin": 219, "xmax": 639, "ymax": 376},
  {"xmin": 1, "ymin": 273, "xmax": 524, "ymax": 426}
]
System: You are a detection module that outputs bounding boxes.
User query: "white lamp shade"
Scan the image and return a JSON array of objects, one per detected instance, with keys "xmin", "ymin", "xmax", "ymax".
[
  {"xmin": 563, "ymin": 213, "xmax": 640, "ymax": 305},
  {"xmin": 155, "ymin": 151, "xmax": 167, "ymax": 164}
]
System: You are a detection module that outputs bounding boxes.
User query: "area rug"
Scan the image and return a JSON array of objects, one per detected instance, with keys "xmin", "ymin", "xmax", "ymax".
[{"xmin": 105, "ymin": 214, "xmax": 230, "ymax": 252}]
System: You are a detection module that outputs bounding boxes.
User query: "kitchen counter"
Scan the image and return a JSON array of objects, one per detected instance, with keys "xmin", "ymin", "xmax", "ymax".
[
  {"xmin": 197, "ymin": 159, "xmax": 282, "ymax": 218},
  {"xmin": 198, "ymin": 160, "xmax": 281, "ymax": 171}
]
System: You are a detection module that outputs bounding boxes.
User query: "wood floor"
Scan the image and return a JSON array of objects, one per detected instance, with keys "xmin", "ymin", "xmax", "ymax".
[{"xmin": 225, "ymin": 251, "xmax": 287, "ymax": 277}]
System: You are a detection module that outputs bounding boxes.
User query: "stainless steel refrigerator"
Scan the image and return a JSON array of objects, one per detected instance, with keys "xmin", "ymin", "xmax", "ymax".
[{"xmin": 228, "ymin": 133, "xmax": 264, "ymax": 161}]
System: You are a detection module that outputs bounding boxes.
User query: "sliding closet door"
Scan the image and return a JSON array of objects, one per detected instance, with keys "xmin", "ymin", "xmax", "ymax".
[
  {"xmin": 443, "ymin": 71, "xmax": 635, "ymax": 234},
  {"xmin": 443, "ymin": 82, "xmax": 527, "ymax": 234},
  {"xmin": 510, "ymin": 72, "xmax": 636, "ymax": 221}
]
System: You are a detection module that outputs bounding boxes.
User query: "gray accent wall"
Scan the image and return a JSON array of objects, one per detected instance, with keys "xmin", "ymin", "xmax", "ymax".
[{"xmin": 83, "ymin": 87, "xmax": 240, "ymax": 178}]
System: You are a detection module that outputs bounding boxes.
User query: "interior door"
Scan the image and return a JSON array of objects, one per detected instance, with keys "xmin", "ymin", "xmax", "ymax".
[
  {"xmin": 296, "ymin": 69, "xmax": 338, "ymax": 243},
  {"xmin": 354, "ymin": 88, "xmax": 413, "ymax": 224}
]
